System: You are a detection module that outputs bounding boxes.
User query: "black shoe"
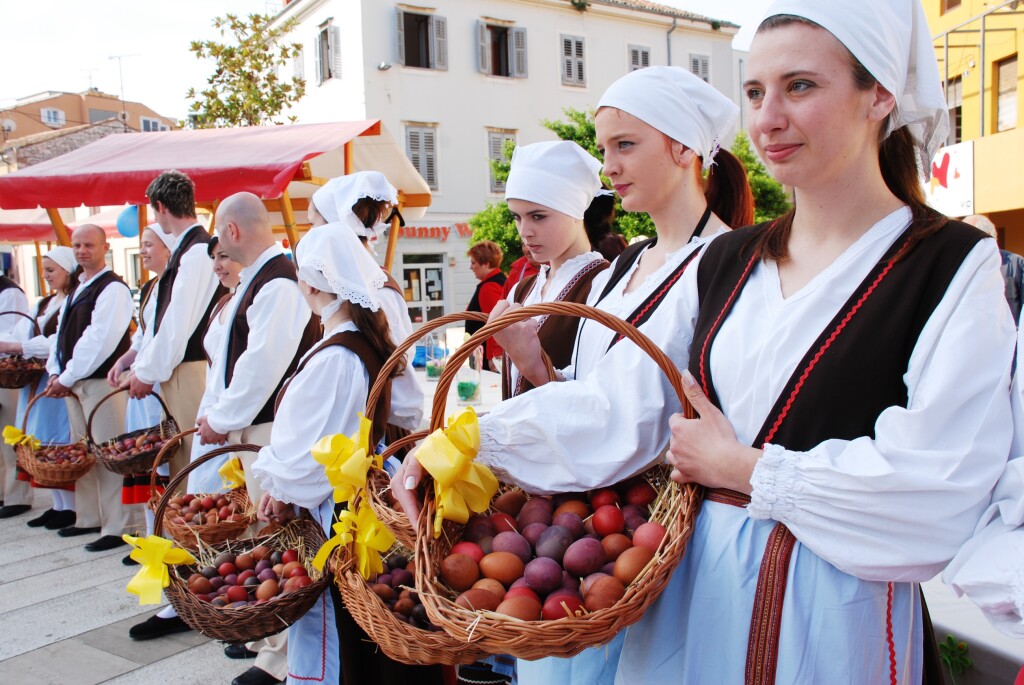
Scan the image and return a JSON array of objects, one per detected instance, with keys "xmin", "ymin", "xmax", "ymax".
[
  {"xmin": 27, "ymin": 508, "xmax": 58, "ymax": 527},
  {"xmin": 129, "ymin": 614, "xmax": 191, "ymax": 641},
  {"xmin": 85, "ymin": 535, "xmax": 127, "ymax": 551},
  {"xmin": 58, "ymin": 525, "xmax": 100, "ymax": 537},
  {"xmin": 122, "ymin": 553, "xmax": 139, "ymax": 566},
  {"xmin": 0, "ymin": 504, "xmax": 31, "ymax": 518},
  {"xmin": 231, "ymin": 667, "xmax": 283, "ymax": 685},
  {"xmin": 45, "ymin": 510, "xmax": 76, "ymax": 530},
  {"xmin": 224, "ymin": 643, "xmax": 259, "ymax": 659}
]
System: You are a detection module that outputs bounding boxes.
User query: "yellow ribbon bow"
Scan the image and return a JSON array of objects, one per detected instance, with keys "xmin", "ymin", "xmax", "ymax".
[
  {"xmin": 416, "ymin": 407, "xmax": 499, "ymax": 537},
  {"xmin": 122, "ymin": 534, "xmax": 197, "ymax": 605},
  {"xmin": 3, "ymin": 425, "xmax": 40, "ymax": 451},
  {"xmin": 217, "ymin": 456, "xmax": 246, "ymax": 491},
  {"xmin": 312, "ymin": 500, "xmax": 395, "ymax": 579},
  {"xmin": 311, "ymin": 414, "xmax": 377, "ymax": 505}
]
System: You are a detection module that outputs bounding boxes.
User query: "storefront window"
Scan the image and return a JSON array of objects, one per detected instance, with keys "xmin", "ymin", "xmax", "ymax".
[{"xmin": 403, "ymin": 253, "xmax": 446, "ymax": 323}]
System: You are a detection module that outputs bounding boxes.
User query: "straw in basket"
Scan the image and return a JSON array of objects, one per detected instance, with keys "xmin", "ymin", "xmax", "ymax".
[
  {"xmin": 15, "ymin": 391, "xmax": 93, "ymax": 487},
  {"xmin": 89, "ymin": 388, "xmax": 179, "ymax": 476},
  {"xmin": 413, "ymin": 301, "xmax": 703, "ymax": 660},
  {"xmin": 0, "ymin": 311, "xmax": 47, "ymax": 389},
  {"xmin": 153, "ymin": 448, "xmax": 330, "ymax": 643},
  {"xmin": 364, "ymin": 311, "xmax": 489, "ymax": 549},
  {"xmin": 149, "ymin": 430, "xmax": 256, "ymax": 551}
]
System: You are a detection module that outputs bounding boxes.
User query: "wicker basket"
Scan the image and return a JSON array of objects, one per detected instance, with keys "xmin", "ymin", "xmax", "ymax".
[
  {"xmin": 89, "ymin": 388, "xmax": 180, "ymax": 476},
  {"xmin": 0, "ymin": 311, "xmax": 46, "ymax": 389},
  {"xmin": 153, "ymin": 452, "xmax": 329, "ymax": 643},
  {"xmin": 414, "ymin": 301, "xmax": 703, "ymax": 660},
  {"xmin": 16, "ymin": 391, "xmax": 92, "ymax": 487},
  {"xmin": 149, "ymin": 432, "xmax": 257, "ymax": 551},
  {"xmin": 330, "ymin": 527, "xmax": 488, "ymax": 666},
  {"xmin": 363, "ymin": 311, "xmax": 488, "ymax": 546}
]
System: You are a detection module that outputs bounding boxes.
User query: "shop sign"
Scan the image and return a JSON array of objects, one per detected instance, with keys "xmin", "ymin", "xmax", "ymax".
[
  {"xmin": 397, "ymin": 223, "xmax": 473, "ymax": 242},
  {"xmin": 923, "ymin": 141, "xmax": 974, "ymax": 217}
]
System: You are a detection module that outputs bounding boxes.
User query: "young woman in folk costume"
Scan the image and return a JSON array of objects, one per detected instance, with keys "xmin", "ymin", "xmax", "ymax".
[
  {"xmin": 308, "ymin": 171, "xmax": 425, "ymax": 461},
  {"xmin": 107, "ymin": 226, "xmax": 175, "ymax": 544},
  {"xmin": 0, "ymin": 247, "xmax": 77, "ymax": 529},
  {"xmin": 497, "ymin": 140, "xmax": 612, "ymax": 401},
  {"xmin": 619, "ymin": 1, "xmax": 1016, "ymax": 683},
  {"xmin": 249, "ymin": 224, "xmax": 445, "ymax": 685},
  {"xmin": 396, "ymin": 66, "xmax": 754, "ymax": 684}
]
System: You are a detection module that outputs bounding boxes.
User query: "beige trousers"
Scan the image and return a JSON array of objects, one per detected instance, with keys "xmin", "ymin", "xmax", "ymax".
[
  {"xmin": 67, "ymin": 378, "xmax": 128, "ymax": 535},
  {"xmin": 158, "ymin": 360, "xmax": 206, "ymax": 477},
  {"xmin": 227, "ymin": 421, "xmax": 273, "ymax": 507},
  {"xmin": 0, "ymin": 387, "xmax": 29, "ymax": 506}
]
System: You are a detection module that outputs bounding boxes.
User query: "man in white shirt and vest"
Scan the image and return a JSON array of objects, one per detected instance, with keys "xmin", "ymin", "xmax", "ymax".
[
  {"xmin": 45, "ymin": 225, "xmax": 133, "ymax": 551},
  {"xmin": 124, "ymin": 170, "xmax": 224, "ymax": 473},
  {"xmin": 0, "ymin": 271, "xmax": 30, "ymax": 518}
]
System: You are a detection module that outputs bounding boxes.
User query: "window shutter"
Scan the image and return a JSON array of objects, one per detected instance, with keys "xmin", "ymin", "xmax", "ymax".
[
  {"xmin": 331, "ymin": 25, "xmax": 342, "ymax": 78},
  {"xmin": 512, "ymin": 27, "xmax": 528, "ymax": 78},
  {"xmin": 315, "ymin": 31, "xmax": 324, "ymax": 84},
  {"xmin": 562, "ymin": 37, "xmax": 574, "ymax": 84},
  {"xmin": 690, "ymin": 54, "xmax": 709, "ymax": 82},
  {"xmin": 641, "ymin": 49, "xmax": 650, "ymax": 68},
  {"xmin": 396, "ymin": 8, "xmax": 405, "ymax": 66},
  {"xmin": 574, "ymin": 38, "xmax": 585, "ymax": 85},
  {"xmin": 431, "ymin": 16, "xmax": 448, "ymax": 71},
  {"xmin": 998, "ymin": 57, "xmax": 1018, "ymax": 132},
  {"xmin": 630, "ymin": 47, "xmax": 640, "ymax": 71},
  {"xmin": 293, "ymin": 49, "xmax": 304, "ymax": 81},
  {"xmin": 422, "ymin": 128, "xmax": 438, "ymax": 189},
  {"xmin": 477, "ymin": 20, "xmax": 491, "ymax": 74}
]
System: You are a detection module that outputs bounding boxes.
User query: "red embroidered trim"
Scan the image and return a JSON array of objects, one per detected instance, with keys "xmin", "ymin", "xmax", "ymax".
[
  {"xmin": 288, "ymin": 588, "xmax": 329, "ymax": 681},
  {"xmin": 762, "ymin": 240, "xmax": 911, "ymax": 444},
  {"xmin": 886, "ymin": 582, "xmax": 897, "ymax": 685},
  {"xmin": 746, "ymin": 524, "xmax": 797, "ymax": 685},
  {"xmin": 705, "ymin": 487, "xmax": 750, "ymax": 508},
  {"xmin": 699, "ymin": 252, "xmax": 758, "ymax": 395}
]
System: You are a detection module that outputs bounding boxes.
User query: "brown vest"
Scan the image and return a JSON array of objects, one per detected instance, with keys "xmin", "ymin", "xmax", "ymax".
[
  {"xmin": 382, "ymin": 269, "xmax": 403, "ymax": 297},
  {"xmin": 276, "ymin": 330, "xmax": 391, "ymax": 448},
  {"xmin": 224, "ymin": 254, "xmax": 320, "ymax": 426},
  {"xmin": 154, "ymin": 225, "xmax": 227, "ymax": 362},
  {"xmin": 502, "ymin": 259, "xmax": 609, "ymax": 399},
  {"xmin": 56, "ymin": 271, "xmax": 132, "ymax": 379}
]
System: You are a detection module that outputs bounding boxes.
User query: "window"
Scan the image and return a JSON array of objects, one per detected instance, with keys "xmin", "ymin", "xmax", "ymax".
[
  {"xmin": 396, "ymin": 8, "xmax": 448, "ymax": 70},
  {"xmin": 942, "ymin": 0, "xmax": 961, "ymax": 13},
  {"xmin": 293, "ymin": 48, "xmax": 305, "ymax": 82},
  {"xmin": 689, "ymin": 54, "xmax": 710, "ymax": 82},
  {"xmin": 406, "ymin": 125, "xmax": 438, "ymax": 190},
  {"xmin": 140, "ymin": 117, "xmax": 169, "ymax": 132},
  {"xmin": 629, "ymin": 45, "xmax": 650, "ymax": 71},
  {"xmin": 403, "ymin": 253, "xmax": 446, "ymax": 324},
  {"xmin": 316, "ymin": 21, "xmax": 342, "ymax": 84},
  {"xmin": 946, "ymin": 76, "xmax": 963, "ymax": 145},
  {"xmin": 561, "ymin": 35, "xmax": 585, "ymax": 86},
  {"xmin": 40, "ymin": 107, "xmax": 65, "ymax": 128},
  {"xmin": 487, "ymin": 130, "xmax": 516, "ymax": 193},
  {"xmin": 89, "ymin": 108, "xmax": 118, "ymax": 124},
  {"xmin": 997, "ymin": 55, "xmax": 1017, "ymax": 133},
  {"xmin": 477, "ymin": 21, "xmax": 527, "ymax": 78}
]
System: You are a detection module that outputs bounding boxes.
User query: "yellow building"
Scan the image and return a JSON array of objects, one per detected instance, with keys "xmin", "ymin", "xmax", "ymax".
[
  {"xmin": 926, "ymin": 0, "xmax": 1024, "ymax": 251},
  {"xmin": 0, "ymin": 89, "xmax": 176, "ymax": 143}
]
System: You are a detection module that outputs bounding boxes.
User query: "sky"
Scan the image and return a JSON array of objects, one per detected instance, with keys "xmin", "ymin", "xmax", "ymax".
[{"xmin": 1, "ymin": 0, "xmax": 773, "ymax": 122}]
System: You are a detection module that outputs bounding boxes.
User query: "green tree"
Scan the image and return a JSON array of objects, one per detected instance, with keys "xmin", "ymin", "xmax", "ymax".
[
  {"xmin": 730, "ymin": 131, "xmax": 791, "ymax": 223},
  {"xmin": 186, "ymin": 13, "xmax": 305, "ymax": 128}
]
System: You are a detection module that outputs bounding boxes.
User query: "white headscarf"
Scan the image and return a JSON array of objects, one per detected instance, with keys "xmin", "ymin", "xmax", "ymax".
[
  {"xmin": 504, "ymin": 141, "xmax": 606, "ymax": 220},
  {"xmin": 145, "ymin": 224, "xmax": 176, "ymax": 252},
  {"xmin": 311, "ymin": 172, "xmax": 399, "ymax": 238},
  {"xmin": 761, "ymin": 0, "xmax": 948, "ymax": 177},
  {"xmin": 296, "ymin": 224, "xmax": 384, "ymax": 321},
  {"xmin": 597, "ymin": 66, "xmax": 738, "ymax": 170},
  {"xmin": 44, "ymin": 246, "xmax": 76, "ymax": 274}
]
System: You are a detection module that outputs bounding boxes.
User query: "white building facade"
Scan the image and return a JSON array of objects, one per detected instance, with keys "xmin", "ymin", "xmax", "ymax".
[{"xmin": 273, "ymin": 0, "xmax": 739, "ymax": 323}]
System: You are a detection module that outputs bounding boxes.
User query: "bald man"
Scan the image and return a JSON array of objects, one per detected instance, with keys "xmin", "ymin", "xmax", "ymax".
[{"xmin": 45, "ymin": 224, "xmax": 133, "ymax": 551}]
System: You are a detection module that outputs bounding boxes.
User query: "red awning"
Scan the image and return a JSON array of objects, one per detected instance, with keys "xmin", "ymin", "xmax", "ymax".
[
  {"xmin": 0, "ymin": 120, "xmax": 381, "ymax": 210},
  {"xmin": 0, "ymin": 208, "xmax": 120, "ymax": 243}
]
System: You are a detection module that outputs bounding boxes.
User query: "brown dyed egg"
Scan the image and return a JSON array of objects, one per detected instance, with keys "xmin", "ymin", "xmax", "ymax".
[
  {"xmin": 250, "ymin": 545, "xmax": 271, "ymax": 562},
  {"xmin": 471, "ymin": 578, "xmax": 507, "ymax": 601},
  {"xmin": 583, "ymin": 576, "xmax": 626, "ymax": 611},
  {"xmin": 371, "ymin": 584, "xmax": 396, "ymax": 602},
  {"xmin": 553, "ymin": 499, "xmax": 591, "ymax": 520},
  {"xmin": 492, "ymin": 490, "xmax": 528, "ymax": 517},
  {"xmin": 455, "ymin": 588, "xmax": 501, "ymax": 612},
  {"xmin": 282, "ymin": 561, "xmax": 304, "ymax": 578},
  {"xmin": 478, "ymin": 552, "xmax": 525, "ymax": 587},
  {"xmin": 255, "ymin": 579, "xmax": 279, "ymax": 601},
  {"xmin": 613, "ymin": 546, "xmax": 654, "ymax": 586},
  {"xmin": 601, "ymin": 533, "xmax": 633, "ymax": 563},
  {"xmin": 494, "ymin": 595, "xmax": 542, "ymax": 621},
  {"xmin": 440, "ymin": 553, "xmax": 480, "ymax": 592}
]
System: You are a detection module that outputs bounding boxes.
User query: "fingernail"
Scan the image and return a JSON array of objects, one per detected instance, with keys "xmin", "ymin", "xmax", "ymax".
[
  {"xmin": 681, "ymin": 369, "xmax": 697, "ymax": 387},
  {"xmin": 405, "ymin": 476, "xmax": 416, "ymax": 490}
]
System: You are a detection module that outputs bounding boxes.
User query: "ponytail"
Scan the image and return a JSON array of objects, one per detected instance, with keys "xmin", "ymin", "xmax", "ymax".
[
  {"xmin": 350, "ymin": 303, "xmax": 404, "ymax": 378},
  {"xmin": 705, "ymin": 149, "xmax": 754, "ymax": 229},
  {"xmin": 583, "ymin": 190, "xmax": 619, "ymax": 258}
]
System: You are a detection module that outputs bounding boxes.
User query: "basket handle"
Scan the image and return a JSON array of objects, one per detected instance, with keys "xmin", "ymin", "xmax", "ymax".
[
  {"xmin": 86, "ymin": 387, "xmax": 175, "ymax": 446},
  {"xmin": 148, "ymin": 428, "xmax": 198, "ymax": 498},
  {"xmin": 0, "ymin": 310, "xmax": 41, "ymax": 340},
  {"xmin": 151, "ymin": 442, "xmax": 262, "ymax": 537},
  {"xmin": 21, "ymin": 388, "xmax": 80, "ymax": 438},
  {"xmin": 377, "ymin": 429, "xmax": 429, "ymax": 464},
  {"xmin": 363, "ymin": 311, "xmax": 488, "ymax": 434},
  {"xmin": 431, "ymin": 301, "xmax": 695, "ymax": 431}
]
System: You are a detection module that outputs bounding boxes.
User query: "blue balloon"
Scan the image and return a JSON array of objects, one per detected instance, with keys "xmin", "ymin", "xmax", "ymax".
[{"xmin": 117, "ymin": 205, "xmax": 139, "ymax": 238}]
